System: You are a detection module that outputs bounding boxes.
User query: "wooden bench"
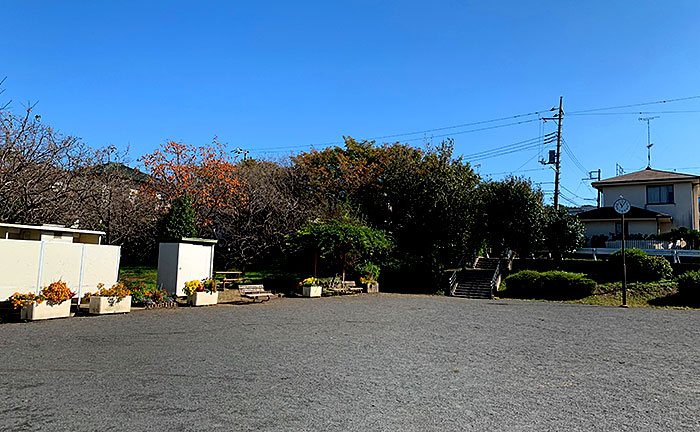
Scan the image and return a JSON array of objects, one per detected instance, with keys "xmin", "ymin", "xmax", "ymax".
[
  {"xmin": 238, "ymin": 285, "xmax": 274, "ymax": 302},
  {"xmin": 342, "ymin": 281, "xmax": 363, "ymax": 293},
  {"xmin": 331, "ymin": 281, "xmax": 363, "ymax": 294}
]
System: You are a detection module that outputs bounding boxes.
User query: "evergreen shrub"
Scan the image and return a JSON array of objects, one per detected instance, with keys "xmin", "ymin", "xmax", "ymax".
[
  {"xmin": 675, "ymin": 270, "xmax": 700, "ymax": 300},
  {"xmin": 608, "ymin": 249, "xmax": 672, "ymax": 282},
  {"xmin": 505, "ymin": 270, "xmax": 596, "ymax": 300}
]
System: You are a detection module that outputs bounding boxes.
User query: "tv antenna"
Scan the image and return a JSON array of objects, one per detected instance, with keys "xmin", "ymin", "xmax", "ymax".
[
  {"xmin": 616, "ymin": 163, "xmax": 625, "ymax": 176},
  {"xmin": 233, "ymin": 148, "xmax": 250, "ymax": 160},
  {"xmin": 639, "ymin": 116, "xmax": 659, "ymax": 168}
]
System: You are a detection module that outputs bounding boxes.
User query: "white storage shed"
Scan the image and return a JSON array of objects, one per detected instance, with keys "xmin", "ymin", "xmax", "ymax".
[{"xmin": 156, "ymin": 238, "xmax": 217, "ymax": 297}]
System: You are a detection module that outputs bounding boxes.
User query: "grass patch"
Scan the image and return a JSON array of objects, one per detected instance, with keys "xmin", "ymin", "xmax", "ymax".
[
  {"xmin": 118, "ymin": 266, "xmax": 307, "ymax": 294},
  {"xmin": 119, "ymin": 266, "xmax": 157, "ymax": 291},
  {"xmin": 569, "ymin": 280, "xmax": 678, "ymax": 308}
]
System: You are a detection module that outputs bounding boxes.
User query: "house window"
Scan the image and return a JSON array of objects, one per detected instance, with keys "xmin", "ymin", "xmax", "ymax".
[
  {"xmin": 615, "ymin": 222, "xmax": 629, "ymax": 237},
  {"xmin": 647, "ymin": 185, "xmax": 674, "ymax": 204}
]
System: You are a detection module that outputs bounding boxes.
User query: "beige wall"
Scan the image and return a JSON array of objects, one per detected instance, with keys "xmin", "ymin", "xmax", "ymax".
[
  {"xmin": 583, "ymin": 220, "xmax": 659, "ymax": 238},
  {"xmin": 0, "ymin": 239, "xmax": 120, "ymax": 300},
  {"xmin": 0, "ymin": 240, "xmax": 42, "ymax": 298},
  {"xmin": 601, "ymin": 181, "xmax": 698, "ymax": 229}
]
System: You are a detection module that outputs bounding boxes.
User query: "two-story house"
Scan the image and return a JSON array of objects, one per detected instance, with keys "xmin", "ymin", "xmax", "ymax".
[{"xmin": 578, "ymin": 168, "xmax": 700, "ymax": 238}]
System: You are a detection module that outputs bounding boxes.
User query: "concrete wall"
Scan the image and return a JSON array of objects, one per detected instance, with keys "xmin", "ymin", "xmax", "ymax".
[
  {"xmin": 157, "ymin": 242, "xmax": 215, "ymax": 296},
  {"xmin": 601, "ymin": 182, "xmax": 698, "ymax": 229},
  {"xmin": 0, "ymin": 239, "xmax": 120, "ymax": 300}
]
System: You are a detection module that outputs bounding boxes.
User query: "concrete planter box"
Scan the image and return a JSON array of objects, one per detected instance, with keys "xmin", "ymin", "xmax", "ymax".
[
  {"xmin": 188, "ymin": 291, "xmax": 218, "ymax": 306},
  {"xmin": 21, "ymin": 300, "xmax": 71, "ymax": 321},
  {"xmin": 364, "ymin": 282, "xmax": 379, "ymax": 293},
  {"xmin": 302, "ymin": 285, "xmax": 322, "ymax": 298},
  {"xmin": 89, "ymin": 295, "xmax": 132, "ymax": 315}
]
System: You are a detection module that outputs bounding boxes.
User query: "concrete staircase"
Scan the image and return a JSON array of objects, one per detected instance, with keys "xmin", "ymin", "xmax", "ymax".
[{"xmin": 451, "ymin": 257, "xmax": 501, "ymax": 299}]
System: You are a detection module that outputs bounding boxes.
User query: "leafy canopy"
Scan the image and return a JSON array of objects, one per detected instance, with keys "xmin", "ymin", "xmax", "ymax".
[{"xmin": 287, "ymin": 220, "xmax": 392, "ymax": 279}]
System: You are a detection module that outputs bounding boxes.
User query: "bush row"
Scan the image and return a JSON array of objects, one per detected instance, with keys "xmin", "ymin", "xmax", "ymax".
[
  {"xmin": 512, "ymin": 249, "xmax": 683, "ymax": 283},
  {"xmin": 504, "ymin": 270, "xmax": 596, "ymax": 300}
]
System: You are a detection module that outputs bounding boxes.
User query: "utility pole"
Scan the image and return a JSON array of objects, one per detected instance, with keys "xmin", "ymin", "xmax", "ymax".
[
  {"xmin": 596, "ymin": 168, "xmax": 601, "ymax": 207},
  {"xmin": 639, "ymin": 116, "xmax": 658, "ymax": 168},
  {"xmin": 553, "ymin": 97, "xmax": 563, "ymax": 209},
  {"xmin": 583, "ymin": 169, "xmax": 602, "ymax": 207},
  {"xmin": 542, "ymin": 97, "xmax": 564, "ymax": 209}
]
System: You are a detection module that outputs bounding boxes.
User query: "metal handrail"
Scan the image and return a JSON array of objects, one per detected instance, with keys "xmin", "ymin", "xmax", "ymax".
[
  {"xmin": 449, "ymin": 255, "xmax": 466, "ymax": 296},
  {"xmin": 489, "ymin": 250, "xmax": 512, "ymax": 297},
  {"xmin": 489, "ymin": 260, "xmax": 501, "ymax": 297}
]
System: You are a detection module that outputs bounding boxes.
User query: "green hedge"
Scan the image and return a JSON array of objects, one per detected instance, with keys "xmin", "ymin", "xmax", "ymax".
[
  {"xmin": 676, "ymin": 270, "xmax": 700, "ymax": 300},
  {"xmin": 608, "ymin": 249, "xmax": 673, "ymax": 282},
  {"xmin": 505, "ymin": 270, "xmax": 596, "ymax": 300}
]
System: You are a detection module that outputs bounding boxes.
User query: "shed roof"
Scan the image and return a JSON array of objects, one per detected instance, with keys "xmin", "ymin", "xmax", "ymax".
[
  {"xmin": 576, "ymin": 206, "xmax": 672, "ymax": 221},
  {"xmin": 0, "ymin": 222, "xmax": 105, "ymax": 236},
  {"xmin": 592, "ymin": 168, "xmax": 700, "ymax": 188}
]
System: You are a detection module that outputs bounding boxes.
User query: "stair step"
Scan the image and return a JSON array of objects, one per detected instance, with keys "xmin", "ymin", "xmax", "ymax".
[
  {"xmin": 451, "ymin": 258, "xmax": 500, "ymax": 299},
  {"xmin": 453, "ymin": 293, "xmax": 493, "ymax": 299}
]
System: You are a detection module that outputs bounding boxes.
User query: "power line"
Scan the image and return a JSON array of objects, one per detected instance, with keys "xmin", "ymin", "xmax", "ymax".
[
  {"xmin": 559, "ymin": 193, "xmax": 582, "ymax": 207},
  {"xmin": 462, "ymin": 136, "xmax": 542, "ymax": 160},
  {"xmin": 482, "ymin": 167, "xmax": 548, "ymax": 176},
  {"xmin": 569, "ymin": 110, "xmax": 700, "ymax": 116},
  {"xmin": 360, "ymin": 110, "xmax": 549, "ymax": 141},
  {"xmin": 249, "ymin": 110, "xmax": 547, "ymax": 152},
  {"xmin": 568, "ymin": 95, "xmax": 700, "ymax": 115},
  {"xmin": 251, "ymin": 94, "xmax": 700, "ymax": 156},
  {"xmin": 561, "ymin": 139, "xmax": 589, "ymax": 177},
  {"xmin": 401, "ymin": 118, "xmax": 541, "ymax": 144},
  {"xmin": 561, "ymin": 185, "xmax": 596, "ymax": 202}
]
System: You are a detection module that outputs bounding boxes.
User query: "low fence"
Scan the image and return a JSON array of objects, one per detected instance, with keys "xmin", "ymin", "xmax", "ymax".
[
  {"xmin": 576, "ymin": 248, "xmax": 699, "ymax": 263},
  {"xmin": 0, "ymin": 239, "xmax": 120, "ymax": 301},
  {"xmin": 604, "ymin": 240, "xmax": 670, "ymax": 250}
]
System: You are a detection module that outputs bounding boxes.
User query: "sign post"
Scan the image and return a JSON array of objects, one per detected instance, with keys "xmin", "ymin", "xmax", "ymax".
[{"xmin": 613, "ymin": 198, "xmax": 631, "ymax": 307}]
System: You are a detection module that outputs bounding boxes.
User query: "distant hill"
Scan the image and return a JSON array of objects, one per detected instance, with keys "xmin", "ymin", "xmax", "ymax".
[{"xmin": 88, "ymin": 162, "xmax": 151, "ymax": 183}]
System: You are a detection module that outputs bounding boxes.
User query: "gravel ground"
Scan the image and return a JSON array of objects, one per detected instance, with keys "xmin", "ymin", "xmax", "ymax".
[{"xmin": 0, "ymin": 294, "xmax": 699, "ymax": 431}]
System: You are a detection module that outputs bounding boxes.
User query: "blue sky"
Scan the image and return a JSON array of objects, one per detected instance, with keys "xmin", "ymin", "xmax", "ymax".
[{"xmin": 3, "ymin": 1, "xmax": 700, "ymax": 206}]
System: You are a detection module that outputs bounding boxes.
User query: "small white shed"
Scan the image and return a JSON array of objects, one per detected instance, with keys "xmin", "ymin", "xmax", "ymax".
[
  {"xmin": 156, "ymin": 238, "xmax": 217, "ymax": 296},
  {"xmin": 0, "ymin": 223, "xmax": 121, "ymax": 301}
]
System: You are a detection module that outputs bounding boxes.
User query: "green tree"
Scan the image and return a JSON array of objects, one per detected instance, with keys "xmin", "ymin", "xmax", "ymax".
[
  {"xmin": 543, "ymin": 206, "xmax": 586, "ymax": 260},
  {"xmin": 161, "ymin": 195, "xmax": 197, "ymax": 240},
  {"xmin": 291, "ymin": 138, "xmax": 479, "ymax": 291},
  {"xmin": 287, "ymin": 220, "xmax": 392, "ymax": 282},
  {"xmin": 476, "ymin": 176, "xmax": 545, "ymax": 257}
]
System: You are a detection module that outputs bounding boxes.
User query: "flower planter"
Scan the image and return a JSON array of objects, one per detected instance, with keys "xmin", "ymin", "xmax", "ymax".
[
  {"xmin": 188, "ymin": 291, "xmax": 219, "ymax": 306},
  {"xmin": 20, "ymin": 300, "xmax": 72, "ymax": 321},
  {"xmin": 89, "ymin": 295, "xmax": 132, "ymax": 315},
  {"xmin": 302, "ymin": 285, "xmax": 322, "ymax": 298},
  {"xmin": 364, "ymin": 282, "xmax": 379, "ymax": 293}
]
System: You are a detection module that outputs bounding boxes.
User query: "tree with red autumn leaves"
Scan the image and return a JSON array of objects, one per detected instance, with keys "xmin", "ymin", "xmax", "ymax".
[{"xmin": 139, "ymin": 139, "xmax": 246, "ymax": 229}]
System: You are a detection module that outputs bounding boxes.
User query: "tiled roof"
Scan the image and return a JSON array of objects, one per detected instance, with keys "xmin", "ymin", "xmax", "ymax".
[
  {"xmin": 576, "ymin": 206, "xmax": 672, "ymax": 220},
  {"xmin": 592, "ymin": 168, "xmax": 700, "ymax": 188}
]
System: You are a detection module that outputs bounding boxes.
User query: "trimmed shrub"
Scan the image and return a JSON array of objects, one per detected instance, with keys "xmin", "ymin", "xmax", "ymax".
[
  {"xmin": 608, "ymin": 249, "xmax": 672, "ymax": 282},
  {"xmin": 676, "ymin": 270, "xmax": 700, "ymax": 300},
  {"xmin": 504, "ymin": 270, "xmax": 541, "ymax": 294},
  {"xmin": 504, "ymin": 270, "xmax": 596, "ymax": 300}
]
